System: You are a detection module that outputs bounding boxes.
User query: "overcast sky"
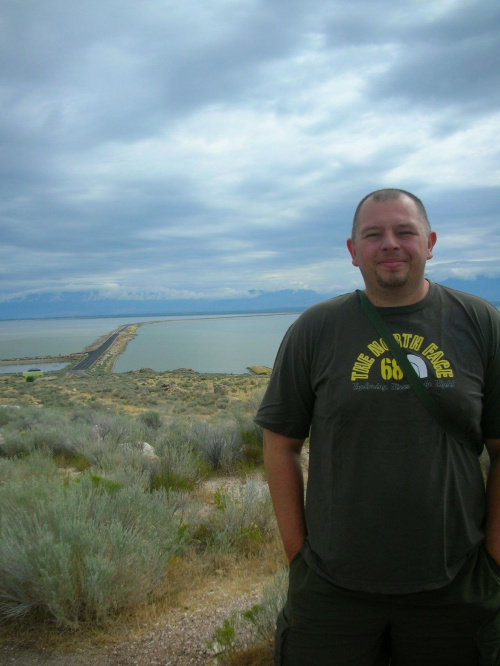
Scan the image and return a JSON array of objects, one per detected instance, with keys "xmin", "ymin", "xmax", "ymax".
[{"xmin": 1, "ymin": 0, "xmax": 499, "ymax": 308}]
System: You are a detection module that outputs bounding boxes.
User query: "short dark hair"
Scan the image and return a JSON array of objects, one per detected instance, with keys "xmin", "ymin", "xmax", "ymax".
[{"xmin": 351, "ymin": 188, "xmax": 430, "ymax": 239}]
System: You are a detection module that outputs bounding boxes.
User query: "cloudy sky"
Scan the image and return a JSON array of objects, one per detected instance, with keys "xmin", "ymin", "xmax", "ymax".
[{"xmin": 1, "ymin": 0, "xmax": 499, "ymax": 314}]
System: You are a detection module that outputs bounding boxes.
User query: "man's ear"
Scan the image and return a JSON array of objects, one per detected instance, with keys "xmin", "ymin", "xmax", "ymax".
[
  {"xmin": 427, "ymin": 231, "xmax": 437, "ymax": 260},
  {"xmin": 347, "ymin": 238, "xmax": 358, "ymax": 267}
]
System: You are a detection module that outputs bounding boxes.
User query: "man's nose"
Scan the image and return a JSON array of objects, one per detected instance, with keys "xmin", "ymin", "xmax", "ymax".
[{"xmin": 381, "ymin": 232, "xmax": 400, "ymax": 251}]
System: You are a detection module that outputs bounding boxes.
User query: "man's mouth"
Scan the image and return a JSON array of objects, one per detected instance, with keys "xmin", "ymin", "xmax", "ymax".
[{"xmin": 377, "ymin": 258, "xmax": 406, "ymax": 269}]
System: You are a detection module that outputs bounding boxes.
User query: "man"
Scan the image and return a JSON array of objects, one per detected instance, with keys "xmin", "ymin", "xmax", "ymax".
[{"xmin": 254, "ymin": 189, "xmax": 500, "ymax": 665}]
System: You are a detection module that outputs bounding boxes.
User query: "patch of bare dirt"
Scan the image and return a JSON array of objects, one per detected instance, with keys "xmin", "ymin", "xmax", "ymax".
[
  {"xmin": 0, "ymin": 475, "xmax": 283, "ymax": 666},
  {"xmin": 0, "ymin": 577, "xmax": 267, "ymax": 665}
]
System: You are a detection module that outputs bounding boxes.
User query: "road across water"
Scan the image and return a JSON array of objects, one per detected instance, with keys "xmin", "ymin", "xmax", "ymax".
[{"xmin": 70, "ymin": 327, "xmax": 127, "ymax": 371}]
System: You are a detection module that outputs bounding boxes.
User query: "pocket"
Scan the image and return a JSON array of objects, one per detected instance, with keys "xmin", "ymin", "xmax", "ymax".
[
  {"xmin": 289, "ymin": 549, "xmax": 303, "ymax": 570},
  {"xmin": 475, "ymin": 611, "xmax": 500, "ymax": 665},
  {"xmin": 274, "ymin": 606, "xmax": 290, "ymax": 666},
  {"xmin": 484, "ymin": 548, "xmax": 500, "ymax": 582}
]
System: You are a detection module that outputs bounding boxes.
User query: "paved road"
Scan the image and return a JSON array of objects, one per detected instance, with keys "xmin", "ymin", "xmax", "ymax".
[{"xmin": 70, "ymin": 327, "xmax": 126, "ymax": 371}]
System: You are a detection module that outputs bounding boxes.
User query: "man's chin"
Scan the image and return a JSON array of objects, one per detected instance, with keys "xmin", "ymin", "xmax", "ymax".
[{"xmin": 376, "ymin": 275, "xmax": 409, "ymax": 290}]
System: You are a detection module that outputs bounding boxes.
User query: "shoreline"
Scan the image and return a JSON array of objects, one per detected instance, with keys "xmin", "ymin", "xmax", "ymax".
[
  {"xmin": 0, "ymin": 320, "xmax": 275, "ymax": 375},
  {"xmin": 0, "ymin": 354, "xmax": 83, "ymax": 367},
  {"xmin": 0, "ymin": 309, "xmax": 301, "ymax": 325}
]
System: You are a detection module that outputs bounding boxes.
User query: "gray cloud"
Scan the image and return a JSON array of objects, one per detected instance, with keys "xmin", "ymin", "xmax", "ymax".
[{"xmin": 0, "ymin": 0, "xmax": 499, "ymax": 309}]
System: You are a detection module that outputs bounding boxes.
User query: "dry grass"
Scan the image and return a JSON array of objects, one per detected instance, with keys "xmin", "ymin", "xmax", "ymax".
[
  {"xmin": 0, "ymin": 359, "xmax": 284, "ymax": 663},
  {"xmin": 0, "ymin": 366, "xmax": 269, "ymax": 421},
  {"xmin": 219, "ymin": 645, "xmax": 274, "ymax": 665},
  {"xmin": 0, "ymin": 533, "xmax": 285, "ymax": 658}
]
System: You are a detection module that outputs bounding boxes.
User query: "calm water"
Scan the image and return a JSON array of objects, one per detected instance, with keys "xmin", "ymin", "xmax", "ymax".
[
  {"xmin": 114, "ymin": 314, "xmax": 299, "ymax": 374},
  {"xmin": 0, "ymin": 313, "xmax": 299, "ymax": 374},
  {"xmin": 0, "ymin": 314, "xmax": 232, "ymax": 360},
  {"xmin": 0, "ymin": 316, "xmax": 156, "ymax": 359},
  {"xmin": 0, "ymin": 362, "xmax": 69, "ymax": 375}
]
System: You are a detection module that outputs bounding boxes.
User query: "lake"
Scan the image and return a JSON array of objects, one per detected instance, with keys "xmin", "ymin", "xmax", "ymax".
[
  {"xmin": 0, "ymin": 313, "xmax": 299, "ymax": 375},
  {"xmin": 114, "ymin": 314, "xmax": 299, "ymax": 374}
]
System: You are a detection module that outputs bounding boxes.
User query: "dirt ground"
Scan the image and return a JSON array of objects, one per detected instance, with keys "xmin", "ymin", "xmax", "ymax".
[
  {"xmin": 0, "ymin": 571, "xmax": 273, "ymax": 665},
  {"xmin": 0, "ymin": 474, "xmax": 283, "ymax": 666},
  {"xmin": 0, "ymin": 328, "xmax": 280, "ymax": 665}
]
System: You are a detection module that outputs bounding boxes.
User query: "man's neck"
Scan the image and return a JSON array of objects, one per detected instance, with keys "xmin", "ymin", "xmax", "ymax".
[{"xmin": 364, "ymin": 279, "xmax": 430, "ymax": 308}]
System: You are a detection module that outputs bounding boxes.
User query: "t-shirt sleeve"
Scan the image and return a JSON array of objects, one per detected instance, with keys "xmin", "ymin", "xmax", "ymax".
[
  {"xmin": 481, "ymin": 302, "xmax": 500, "ymax": 439},
  {"xmin": 254, "ymin": 317, "xmax": 315, "ymax": 439}
]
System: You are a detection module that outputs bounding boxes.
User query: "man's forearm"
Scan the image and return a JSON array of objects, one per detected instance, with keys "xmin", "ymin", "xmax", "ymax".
[{"xmin": 263, "ymin": 428, "xmax": 306, "ymax": 562}]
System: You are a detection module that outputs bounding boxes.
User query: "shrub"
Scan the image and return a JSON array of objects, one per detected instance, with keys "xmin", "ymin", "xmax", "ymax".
[
  {"xmin": 227, "ymin": 395, "xmax": 264, "ymax": 468},
  {"xmin": 0, "ymin": 449, "xmax": 60, "ymax": 485},
  {"xmin": 53, "ymin": 451, "xmax": 91, "ymax": 472},
  {"xmin": 0, "ymin": 406, "xmax": 19, "ymax": 428},
  {"xmin": 210, "ymin": 567, "xmax": 288, "ymax": 660},
  {"xmin": 30, "ymin": 426, "xmax": 77, "ymax": 456},
  {"xmin": 0, "ymin": 430, "xmax": 37, "ymax": 458},
  {"xmin": 191, "ymin": 423, "xmax": 243, "ymax": 472},
  {"xmin": 240, "ymin": 430, "xmax": 264, "ymax": 467},
  {"xmin": 240, "ymin": 567, "xmax": 288, "ymax": 643},
  {"xmin": 0, "ymin": 459, "xmax": 187, "ymax": 627},
  {"xmin": 87, "ymin": 445, "xmax": 154, "ymax": 491},
  {"xmin": 148, "ymin": 426, "xmax": 206, "ymax": 491},
  {"xmin": 2, "ymin": 405, "xmax": 58, "ymax": 432},
  {"xmin": 69, "ymin": 404, "xmax": 112, "ymax": 426},
  {"xmin": 138, "ymin": 411, "xmax": 164, "ymax": 430},
  {"xmin": 87, "ymin": 410, "xmax": 138, "ymax": 445},
  {"xmin": 0, "ymin": 419, "xmax": 93, "ymax": 460},
  {"xmin": 205, "ymin": 480, "xmax": 274, "ymax": 554},
  {"xmin": 0, "ymin": 406, "xmax": 82, "ymax": 459}
]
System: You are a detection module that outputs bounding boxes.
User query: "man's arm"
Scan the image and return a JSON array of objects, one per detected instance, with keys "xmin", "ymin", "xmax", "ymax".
[
  {"xmin": 484, "ymin": 438, "xmax": 500, "ymax": 564},
  {"xmin": 263, "ymin": 428, "xmax": 306, "ymax": 563}
]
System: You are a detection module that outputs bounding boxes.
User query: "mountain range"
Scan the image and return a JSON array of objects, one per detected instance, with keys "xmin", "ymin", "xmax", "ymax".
[{"xmin": 1, "ymin": 276, "xmax": 499, "ymax": 321}]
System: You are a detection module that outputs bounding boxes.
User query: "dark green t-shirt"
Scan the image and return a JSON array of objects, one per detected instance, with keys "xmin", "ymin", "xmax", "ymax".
[{"xmin": 255, "ymin": 282, "xmax": 500, "ymax": 593}]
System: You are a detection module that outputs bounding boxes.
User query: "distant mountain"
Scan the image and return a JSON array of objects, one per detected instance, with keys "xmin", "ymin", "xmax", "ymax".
[
  {"xmin": 0, "ymin": 289, "xmax": 337, "ymax": 321},
  {"xmin": 1, "ymin": 277, "xmax": 498, "ymax": 321},
  {"xmin": 436, "ymin": 276, "xmax": 500, "ymax": 304}
]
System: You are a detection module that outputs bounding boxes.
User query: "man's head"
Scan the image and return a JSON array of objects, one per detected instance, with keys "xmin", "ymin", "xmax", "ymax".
[
  {"xmin": 347, "ymin": 188, "xmax": 437, "ymax": 306},
  {"xmin": 351, "ymin": 189, "xmax": 431, "ymax": 240}
]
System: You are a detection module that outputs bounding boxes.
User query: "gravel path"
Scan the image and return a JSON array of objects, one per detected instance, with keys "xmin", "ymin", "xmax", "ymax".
[
  {"xmin": 0, "ymin": 582, "xmax": 266, "ymax": 666},
  {"xmin": 0, "ymin": 470, "xmax": 278, "ymax": 666}
]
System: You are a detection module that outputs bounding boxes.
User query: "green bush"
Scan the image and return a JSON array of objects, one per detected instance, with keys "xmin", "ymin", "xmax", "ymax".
[
  {"xmin": 241, "ymin": 567, "xmax": 288, "ymax": 643},
  {"xmin": 241, "ymin": 430, "xmax": 264, "ymax": 467},
  {"xmin": 210, "ymin": 567, "xmax": 288, "ymax": 656},
  {"xmin": 87, "ymin": 410, "xmax": 139, "ymax": 445},
  {"xmin": 152, "ymin": 430, "xmax": 206, "ymax": 491},
  {"xmin": 0, "ymin": 457, "xmax": 187, "ymax": 627},
  {"xmin": 0, "ymin": 429, "xmax": 37, "ymax": 458},
  {"xmin": 0, "ymin": 406, "xmax": 19, "ymax": 427},
  {"xmin": 191, "ymin": 423, "xmax": 243, "ymax": 472},
  {"xmin": 0, "ymin": 449, "xmax": 60, "ymax": 485},
  {"xmin": 138, "ymin": 410, "xmax": 164, "ymax": 430},
  {"xmin": 204, "ymin": 480, "xmax": 274, "ymax": 554},
  {"xmin": 0, "ymin": 419, "xmax": 92, "ymax": 460},
  {"xmin": 0, "ymin": 407, "xmax": 80, "ymax": 458},
  {"xmin": 53, "ymin": 451, "xmax": 91, "ymax": 472}
]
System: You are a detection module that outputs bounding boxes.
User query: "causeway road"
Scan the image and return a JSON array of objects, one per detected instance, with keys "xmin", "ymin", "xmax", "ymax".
[{"xmin": 70, "ymin": 326, "xmax": 128, "ymax": 371}]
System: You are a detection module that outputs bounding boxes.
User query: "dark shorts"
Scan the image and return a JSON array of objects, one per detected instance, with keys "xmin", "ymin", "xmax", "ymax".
[{"xmin": 275, "ymin": 544, "xmax": 500, "ymax": 665}]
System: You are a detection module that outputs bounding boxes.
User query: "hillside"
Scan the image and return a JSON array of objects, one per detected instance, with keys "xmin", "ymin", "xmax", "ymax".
[{"xmin": 0, "ymin": 366, "xmax": 288, "ymax": 666}]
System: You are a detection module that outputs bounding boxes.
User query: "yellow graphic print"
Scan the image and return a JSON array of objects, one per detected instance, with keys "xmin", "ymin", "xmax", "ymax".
[{"xmin": 351, "ymin": 333, "xmax": 454, "ymax": 382}]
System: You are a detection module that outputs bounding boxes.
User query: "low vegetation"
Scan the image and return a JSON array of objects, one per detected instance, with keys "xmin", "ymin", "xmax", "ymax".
[
  {"xmin": 0, "ymin": 367, "xmax": 287, "ymax": 664},
  {"xmin": 210, "ymin": 567, "xmax": 288, "ymax": 663}
]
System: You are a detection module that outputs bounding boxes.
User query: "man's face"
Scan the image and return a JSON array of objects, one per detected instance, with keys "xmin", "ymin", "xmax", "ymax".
[{"xmin": 347, "ymin": 195, "xmax": 437, "ymax": 301}]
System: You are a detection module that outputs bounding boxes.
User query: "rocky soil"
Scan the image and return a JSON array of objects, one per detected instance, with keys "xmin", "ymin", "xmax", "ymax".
[
  {"xmin": 0, "ymin": 474, "xmax": 279, "ymax": 666},
  {"xmin": 0, "ymin": 578, "xmax": 268, "ymax": 665}
]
